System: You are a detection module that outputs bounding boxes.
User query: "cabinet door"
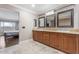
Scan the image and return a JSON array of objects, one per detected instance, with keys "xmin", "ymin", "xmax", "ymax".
[
  {"xmin": 50, "ymin": 32, "xmax": 59, "ymax": 48},
  {"xmin": 37, "ymin": 31, "xmax": 43, "ymax": 43},
  {"xmin": 63, "ymin": 34, "xmax": 77, "ymax": 54},
  {"xmin": 33, "ymin": 31, "xmax": 37, "ymax": 41},
  {"xmin": 57, "ymin": 33, "xmax": 64, "ymax": 50},
  {"xmin": 75, "ymin": 35, "xmax": 79, "ymax": 53},
  {"xmin": 42, "ymin": 32, "xmax": 49, "ymax": 45}
]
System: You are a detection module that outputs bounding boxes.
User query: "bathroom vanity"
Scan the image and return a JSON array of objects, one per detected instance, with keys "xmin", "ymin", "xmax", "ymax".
[
  {"xmin": 32, "ymin": 28, "xmax": 79, "ymax": 54},
  {"xmin": 32, "ymin": 8, "xmax": 79, "ymax": 53}
]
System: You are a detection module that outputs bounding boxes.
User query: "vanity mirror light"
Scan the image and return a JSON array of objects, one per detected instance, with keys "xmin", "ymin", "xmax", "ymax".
[
  {"xmin": 38, "ymin": 17, "xmax": 45, "ymax": 27},
  {"xmin": 57, "ymin": 9, "xmax": 74, "ymax": 27},
  {"xmin": 46, "ymin": 14, "xmax": 56, "ymax": 27}
]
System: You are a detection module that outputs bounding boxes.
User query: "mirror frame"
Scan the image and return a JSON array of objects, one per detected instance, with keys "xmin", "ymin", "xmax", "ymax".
[{"xmin": 57, "ymin": 9, "xmax": 74, "ymax": 27}]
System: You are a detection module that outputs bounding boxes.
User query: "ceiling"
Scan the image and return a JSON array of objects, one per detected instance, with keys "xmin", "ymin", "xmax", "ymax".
[
  {"xmin": 0, "ymin": 4, "xmax": 71, "ymax": 15},
  {"xmin": 15, "ymin": 4, "xmax": 70, "ymax": 15}
]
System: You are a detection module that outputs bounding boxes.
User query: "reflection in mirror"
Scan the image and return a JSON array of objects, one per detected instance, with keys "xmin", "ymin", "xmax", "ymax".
[
  {"xmin": 38, "ymin": 17, "xmax": 45, "ymax": 27},
  {"xmin": 46, "ymin": 14, "xmax": 55, "ymax": 27},
  {"xmin": 33, "ymin": 19, "xmax": 37, "ymax": 27}
]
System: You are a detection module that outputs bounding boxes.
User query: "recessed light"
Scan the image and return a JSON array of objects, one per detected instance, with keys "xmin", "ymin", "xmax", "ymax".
[{"xmin": 32, "ymin": 4, "xmax": 35, "ymax": 8}]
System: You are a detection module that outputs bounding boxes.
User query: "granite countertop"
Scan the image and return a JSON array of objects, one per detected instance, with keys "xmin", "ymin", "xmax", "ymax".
[{"xmin": 33, "ymin": 28, "xmax": 79, "ymax": 34}]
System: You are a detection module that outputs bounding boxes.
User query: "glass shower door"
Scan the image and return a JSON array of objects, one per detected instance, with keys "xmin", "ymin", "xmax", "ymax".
[
  {"xmin": 0, "ymin": 21, "xmax": 4, "ymax": 36},
  {"xmin": 0, "ymin": 21, "xmax": 5, "ymax": 48}
]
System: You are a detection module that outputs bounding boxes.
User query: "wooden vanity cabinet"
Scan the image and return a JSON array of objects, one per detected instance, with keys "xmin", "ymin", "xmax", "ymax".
[
  {"xmin": 33, "ymin": 31, "xmax": 37, "ymax": 41},
  {"xmin": 33, "ymin": 30, "xmax": 79, "ymax": 54},
  {"xmin": 33, "ymin": 31, "xmax": 50, "ymax": 45},
  {"xmin": 36, "ymin": 31, "xmax": 43, "ymax": 43},
  {"xmin": 49, "ymin": 32, "xmax": 77, "ymax": 53},
  {"xmin": 42, "ymin": 32, "xmax": 50, "ymax": 45},
  {"xmin": 33, "ymin": 31, "xmax": 43, "ymax": 42},
  {"xmin": 76, "ymin": 35, "xmax": 79, "ymax": 53},
  {"xmin": 63, "ymin": 33, "xmax": 77, "ymax": 54},
  {"xmin": 50, "ymin": 32, "xmax": 59, "ymax": 49},
  {"xmin": 57, "ymin": 33, "xmax": 64, "ymax": 51}
]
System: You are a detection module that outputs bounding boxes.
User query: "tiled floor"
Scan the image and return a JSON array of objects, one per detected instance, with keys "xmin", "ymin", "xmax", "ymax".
[{"xmin": 0, "ymin": 38, "xmax": 65, "ymax": 54}]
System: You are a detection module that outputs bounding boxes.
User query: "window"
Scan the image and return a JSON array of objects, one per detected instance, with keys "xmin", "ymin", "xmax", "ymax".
[
  {"xmin": 0, "ymin": 22, "xmax": 15, "ymax": 27},
  {"xmin": 0, "ymin": 22, "xmax": 4, "ymax": 27},
  {"xmin": 4, "ymin": 22, "xmax": 15, "ymax": 27},
  {"xmin": 0, "ymin": 21, "xmax": 19, "ymax": 31}
]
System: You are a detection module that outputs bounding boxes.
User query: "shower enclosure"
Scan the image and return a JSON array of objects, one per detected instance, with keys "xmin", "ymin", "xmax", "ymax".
[{"xmin": 0, "ymin": 10, "xmax": 19, "ymax": 47}]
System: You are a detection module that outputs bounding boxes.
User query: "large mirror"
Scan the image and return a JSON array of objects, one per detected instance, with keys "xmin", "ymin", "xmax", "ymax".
[
  {"xmin": 38, "ymin": 17, "xmax": 45, "ymax": 27},
  {"xmin": 33, "ymin": 19, "xmax": 37, "ymax": 27},
  {"xmin": 46, "ymin": 14, "xmax": 55, "ymax": 27},
  {"xmin": 57, "ymin": 9, "xmax": 74, "ymax": 27}
]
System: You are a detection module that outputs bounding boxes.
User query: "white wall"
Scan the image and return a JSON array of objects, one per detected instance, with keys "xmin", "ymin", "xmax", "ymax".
[
  {"xmin": 75, "ymin": 4, "xmax": 79, "ymax": 28},
  {"xmin": 19, "ymin": 10, "xmax": 37, "ymax": 41},
  {"xmin": 9, "ymin": 5, "xmax": 38, "ymax": 41}
]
